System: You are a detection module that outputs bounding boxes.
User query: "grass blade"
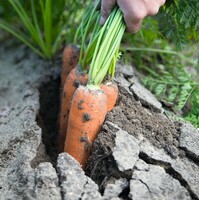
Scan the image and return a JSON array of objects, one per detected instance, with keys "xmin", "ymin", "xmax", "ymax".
[
  {"xmin": 0, "ymin": 20, "xmax": 45, "ymax": 58},
  {"xmin": 30, "ymin": 0, "xmax": 46, "ymax": 52},
  {"xmin": 43, "ymin": 0, "xmax": 52, "ymax": 58}
]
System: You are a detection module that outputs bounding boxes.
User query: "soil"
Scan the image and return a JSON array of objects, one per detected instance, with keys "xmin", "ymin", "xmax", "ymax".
[
  {"xmin": 85, "ymin": 85, "xmax": 180, "ymax": 187},
  {"xmin": 107, "ymin": 88, "xmax": 180, "ymax": 156},
  {"xmin": 36, "ymin": 73, "xmax": 61, "ymax": 166},
  {"xmin": 0, "ymin": 40, "xmax": 198, "ymax": 200}
]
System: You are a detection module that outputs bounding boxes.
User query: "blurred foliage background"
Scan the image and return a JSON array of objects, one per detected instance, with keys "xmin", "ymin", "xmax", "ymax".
[
  {"xmin": 0, "ymin": 0, "xmax": 89, "ymax": 58},
  {"xmin": 0, "ymin": 0, "xmax": 198, "ymax": 128}
]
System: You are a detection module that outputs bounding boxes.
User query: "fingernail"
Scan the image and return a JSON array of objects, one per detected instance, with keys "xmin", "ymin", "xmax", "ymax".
[{"xmin": 100, "ymin": 17, "xmax": 106, "ymax": 25}]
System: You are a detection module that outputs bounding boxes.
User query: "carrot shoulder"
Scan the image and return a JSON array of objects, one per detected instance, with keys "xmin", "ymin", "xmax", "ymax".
[
  {"xmin": 57, "ymin": 67, "xmax": 88, "ymax": 153},
  {"xmin": 64, "ymin": 86, "xmax": 107, "ymax": 169},
  {"xmin": 101, "ymin": 81, "xmax": 118, "ymax": 112},
  {"xmin": 61, "ymin": 44, "xmax": 80, "ymax": 88}
]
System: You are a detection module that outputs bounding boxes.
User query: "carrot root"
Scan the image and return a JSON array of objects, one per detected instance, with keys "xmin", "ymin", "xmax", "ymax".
[
  {"xmin": 101, "ymin": 82, "xmax": 118, "ymax": 112},
  {"xmin": 61, "ymin": 44, "xmax": 80, "ymax": 89},
  {"xmin": 64, "ymin": 86, "xmax": 107, "ymax": 169},
  {"xmin": 57, "ymin": 67, "xmax": 88, "ymax": 153}
]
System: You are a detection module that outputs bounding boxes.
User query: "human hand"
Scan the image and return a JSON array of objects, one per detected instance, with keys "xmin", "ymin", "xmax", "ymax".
[{"xmin": 100, "ymin": 0, "xmax": 166, "ymax": 33}]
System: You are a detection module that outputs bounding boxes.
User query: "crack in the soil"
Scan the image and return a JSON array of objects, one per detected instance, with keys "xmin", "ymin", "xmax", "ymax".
[
  {"xmin": 80, "ymin": 180, "xmax": 89, "ymax": 199},
  {"xmin": 137, "ymin": 178, "xmax": 151, "ymax": 193},
  {"xmin": 36, "ymin": 73, "xmax": 64, "ymax": 199},
  {"xmin": 179, "ymin": 147, "xmax": 199, "ymax": 166},
  {"xmin": 36, "ymin": 74, "xmax": 60, "ymax": 167},
  {"xmin": 57, "ymin": 172, "xmax": 64, "ymax": 200},
  {"xmin": 118, "ymin": 181, "xmax": 131, "ymax": 200},
  {"xmin": 139, "ymin": 151, "xmax": 199, "ymax": 200},
  {"xmin": 55, "ymin": 165, "xmax": 64, "ymax": 200}
]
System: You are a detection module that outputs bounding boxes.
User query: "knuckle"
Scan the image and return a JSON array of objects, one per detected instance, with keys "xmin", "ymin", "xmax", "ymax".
[
  {"xmin": 125, "ymin": 11, "xmax": 146, "ymax": 22},
  {"xmin": 134, "ymin": 12, "xmax": 146, "ymax": 21},
  {"xmin": 126, "ymin": 20, "xmax": 142, "ymax": 34},
  {"xmin": 161, "ymin": 0, "xmax": 166, "ymax": 5},
  {"xmin": 148, "ymin": 7, "xmax": 159, "ymax": 16},
  {"xmin": 101, "ymin": 0, "xmax": 116, "ymax": 15},
  {"xmin": 101, "ymin": 7, "xmax": 108, "ymax": 16}
]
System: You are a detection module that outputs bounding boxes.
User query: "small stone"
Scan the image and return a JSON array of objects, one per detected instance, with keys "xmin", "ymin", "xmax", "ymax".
[
  {"xmin": 116, "ymin": 64, "xmax": 134, "ymax": 77},
  {"xmin": 134, "ymin": 159, "xmax": 150, "ymax": 171},
  {"xmin": 130, "ymin": 80, "xmax": 162, "ymax": 112},
  {"xmin": 164, "ymin": 144, "xmax": 178, "ymax": 159},
  {"xmin": 179, "ymin": 122, "xmax": 199, "ymax": 158},
  {"xmin": 130, "ymin": 165, "xmax": 191, "ymax": 200},
  {"xmin": 113, "ymin": 129, "xmax": 140, "ymax": 171},
  {"xmin": 103, "ymin": 178, "xmax": 129, "ymax": 198},
  {"xmin": 57, "ymin": 153, "xmax": 102, "ymax": 200}
]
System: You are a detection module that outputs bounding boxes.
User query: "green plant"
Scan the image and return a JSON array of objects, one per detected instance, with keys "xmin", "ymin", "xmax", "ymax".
[
  {"xmin": 184, "ymin": 93, "xmax": 199, "ymax": 129},
  {"xmin": 74, "ymin": 1, "xmax": 101, "ymax": 70},
  {"xmin": 161, "ymin": 0, "xmax": 199, "ymax": 49},
  {"xmin": 119, "ymin": 0, "xmax": 199, "ymax": 128},
  {"xmin": 142, "ymin": 65, "xmax": 198, "ymax": 111},
  {"xmin": 122, "ymin": 39, "xmax": 199, "ymax": 127},
  {"xmin": 74, "ymin": 0, "xmax": 125, "ymax": 86},
  {"xmin": 88, "ymin": 7, "xmax": 125, "ymax": 87},
  {"xmin": 0, "ymin": 0, "xmax": 88, "ymax": 59}
]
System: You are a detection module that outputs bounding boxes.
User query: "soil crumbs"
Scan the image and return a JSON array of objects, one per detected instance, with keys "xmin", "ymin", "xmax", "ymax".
[{"xmin": 108, "ymin": 88, "xmax": 180, "ymax": 152}]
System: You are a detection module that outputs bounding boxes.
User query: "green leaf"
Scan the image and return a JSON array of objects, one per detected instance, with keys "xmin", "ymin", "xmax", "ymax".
[{"xmin": 177, "ymin": 83, "xmax": 193, "ymax": 109}]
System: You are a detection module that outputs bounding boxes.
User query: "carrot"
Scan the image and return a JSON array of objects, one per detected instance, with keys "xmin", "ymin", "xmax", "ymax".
[
  {"xmin": 57, "ymin": 67, "xmax": 88, "ymax": 153},
  {"xmin": 62, "ymin": 3, "xmax": 125, "ymax": 169},
  {"xmin": 64, "ymin": 85, "xmax": 107, "ymax": 169},
  {"xmin": 61, "ymin": 44, "xmax": 80, "ymax": 88},
  {"xmin": 101, "ymin": 81, "xmax": 118, "ymax": 112}
]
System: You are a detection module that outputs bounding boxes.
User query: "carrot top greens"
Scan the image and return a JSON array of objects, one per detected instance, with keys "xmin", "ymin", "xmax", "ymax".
[
  {"xmin": 74, "ymin": 2, "xmax": 101, "ymax": 71},
  {"xmin": 88, "ymin": 7, "xmax": 125, "ymax": 86},
  {"xmin": 75, "ymin": 1, "xmax": 125, "ymax": 87}
]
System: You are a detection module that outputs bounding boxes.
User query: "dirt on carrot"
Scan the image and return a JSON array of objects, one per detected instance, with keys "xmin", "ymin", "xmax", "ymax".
[
  {"xmin": 64, "ymin": 85, "xmax": 107, "ymax": 169},
  {"xmin": 57, "ymin": 67, "xmax": 88, "ymax": 153}
]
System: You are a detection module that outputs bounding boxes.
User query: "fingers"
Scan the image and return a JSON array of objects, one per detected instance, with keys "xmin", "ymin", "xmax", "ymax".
[
  {"xmin": 125, "ymin": 18, "xmax": 143, "ymax": 34},
  {"xmin": 118, "ymin": 0, "xmax": 147, "ymax": 33},
  {"xmin": 118, "ymin": 0, "xmax": 166, "ymax": 33},
  {"xmin": 100, "ymin": 0, "xmax": 166, "ymax": 33},
  {"xmin": 146, "ymin": 0, "xmax": 166, "ymax": 16},
  {"xmin": 100, "ymin": 0, "xmax": 116, "ymax": 25}
]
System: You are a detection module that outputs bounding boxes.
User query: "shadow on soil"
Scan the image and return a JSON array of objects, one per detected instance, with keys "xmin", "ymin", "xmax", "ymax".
[{"xmin": 36, "ymin": 73, "xmax": 61, "ymax": 166}]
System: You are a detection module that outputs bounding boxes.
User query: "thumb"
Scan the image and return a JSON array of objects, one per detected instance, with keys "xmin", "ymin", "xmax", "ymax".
[{"xmin": 100, "ymin": 0, "xmax": 116, "ymax": 25}]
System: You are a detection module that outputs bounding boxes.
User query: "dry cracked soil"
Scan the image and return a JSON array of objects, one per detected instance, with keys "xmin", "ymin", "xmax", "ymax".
[{"xmin": 0, "ymin": 42, "xmax": 198, "ymax": 200}]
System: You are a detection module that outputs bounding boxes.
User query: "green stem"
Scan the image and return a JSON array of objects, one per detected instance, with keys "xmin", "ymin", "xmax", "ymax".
[
  {"xmin": 121, "ymin": 46, "xmax": 196, "ymax": 65},
  {"xmin": 0, "ymin": 21, "xmax": 45, "ymax": 58},
  {"xmin": 88, "ymin": 8, "xmax": 125, "ymax": 86}
]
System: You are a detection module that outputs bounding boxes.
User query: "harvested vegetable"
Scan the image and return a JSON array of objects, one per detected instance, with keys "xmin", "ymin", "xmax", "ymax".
[
  {"xmin": 101, "ymin": 82, "xmax": 119, "ymax": 112},
  {"xmin": 57, "ymin": 4, "xmax": 100, "ymax": 152},
  {"xmin": 61, "ymin": 44, "xmax": 80, "ymax": 88},
  {"xmin": 64, "ymin": 85, "xmax": 107, "ymax": 169},
  {"xmin": 64, "ymin": 5, "xmax": 125, "ymax": 168},
  {"xmin": 57, "ymin": 67, "xmax": 88, "ymax": 153}
]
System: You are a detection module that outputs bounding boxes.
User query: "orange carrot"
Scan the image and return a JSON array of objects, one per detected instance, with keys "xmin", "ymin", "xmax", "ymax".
[
  {"xmin": 101, "ymin": 81, "xmax": 118, "ymax": 112},
  {"xmin": 61, "ymin": 44, "xmax": 80, "ymax": 88},
  {"xmin": 57, "ymin": 67, "xmax": 88, "ymax": 153},
  {"xmin": 64, "ymin": 86, "xmax": 107, "ymax": 169}
]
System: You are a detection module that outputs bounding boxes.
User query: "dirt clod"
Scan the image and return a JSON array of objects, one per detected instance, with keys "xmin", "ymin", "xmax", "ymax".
[
  {"xmin": 78, "ymin": 99, "xmax": 84, "ymax": 110},
  {"xmin": 106, "ymin": 89, "xmax": 179, "ymax": 150},
  {"xmin": 80, "ymin": 136, "xmax": 88, "ymax": 142},
  {"xmin": 73, "ymin": 79, "xmax": 81, "ymax": 88},
  {"xmin": 83, "ymin": 113, "xmax": 92, "ymax": 122}
]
